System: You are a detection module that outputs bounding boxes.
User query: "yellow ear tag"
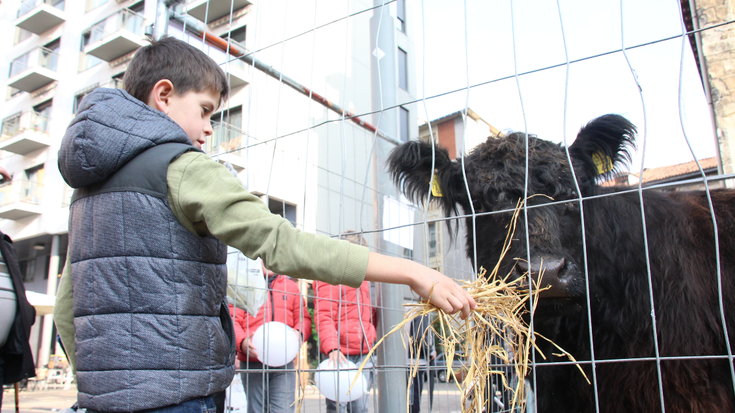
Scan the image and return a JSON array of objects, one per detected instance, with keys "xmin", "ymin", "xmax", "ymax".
[
  {"xmin": 592, "ymin": 152, "xmax": 613, "ymax": 175},
  {"xmin": 431, "ymin": 175, "xmax": 443, "ymax": 197}
]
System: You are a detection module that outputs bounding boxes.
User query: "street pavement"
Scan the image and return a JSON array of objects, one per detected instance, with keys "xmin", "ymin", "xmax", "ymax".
[{"xmin": 2, "ymin": 383, "xmax": 463, "ymax": 413}]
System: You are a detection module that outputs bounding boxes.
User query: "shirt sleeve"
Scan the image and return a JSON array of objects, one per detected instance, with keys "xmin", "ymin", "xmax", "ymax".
[
  {"xmin": 167, "ymin": 152, "xmax": 369, "ymax": 288},
  {"xmin": 53, "ymin": 257, "xmax": 76, "ymax": 375}
]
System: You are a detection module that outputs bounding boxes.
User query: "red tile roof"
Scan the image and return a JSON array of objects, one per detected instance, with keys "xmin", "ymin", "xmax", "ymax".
[{"xmin": 634, "ymin": 157, "xmax": 718, "ymax": 183}]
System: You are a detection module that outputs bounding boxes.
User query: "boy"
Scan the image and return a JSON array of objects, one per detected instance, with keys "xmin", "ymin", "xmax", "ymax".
[{"xmin": 54, "ymin": 37, "xmax": 475, "ymax": 412}]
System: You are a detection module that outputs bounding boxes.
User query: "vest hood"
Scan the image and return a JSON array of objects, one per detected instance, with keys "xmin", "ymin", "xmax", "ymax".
[{"xmin": 58, "ymin": 88, "xmax": 192, "ymax": 188}]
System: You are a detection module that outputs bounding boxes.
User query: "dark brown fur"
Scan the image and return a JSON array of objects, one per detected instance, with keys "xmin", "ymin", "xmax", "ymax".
[{"xmin": 387, "ymin": 115, "xmax": 735, "ymax": 413}]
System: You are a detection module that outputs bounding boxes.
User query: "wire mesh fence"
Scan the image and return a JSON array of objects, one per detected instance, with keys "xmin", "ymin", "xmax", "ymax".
[{"xmin": 158, "ymin": 0, "xmax": 734, "ymax": 412}]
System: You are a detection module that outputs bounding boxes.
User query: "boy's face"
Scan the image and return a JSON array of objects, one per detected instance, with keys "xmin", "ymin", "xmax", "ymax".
[{"xmin": 163, "ymin": 89, "xmax": 219, "ymax": 149}]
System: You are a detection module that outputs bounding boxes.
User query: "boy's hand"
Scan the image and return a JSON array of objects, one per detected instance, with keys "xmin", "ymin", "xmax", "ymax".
[
  {"xmin": 407, "ymin": 267, "xmax": 476, "ymax": 319},
  {"xmin": 364, "ymin": 252, "xmax": 477, "ymax": 320}
]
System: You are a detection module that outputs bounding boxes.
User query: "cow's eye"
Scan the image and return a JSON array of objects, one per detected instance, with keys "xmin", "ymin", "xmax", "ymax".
[
  {"xmin": 471, "ymin": 198, "xmax": 485, "ymax": 213},
  {"xmin": 565, "ymin": 202, "xmax": 578, "ymax": 214}
]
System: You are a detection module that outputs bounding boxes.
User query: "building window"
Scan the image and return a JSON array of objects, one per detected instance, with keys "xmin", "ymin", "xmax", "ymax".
[
  {"xmin": 7, "ymin": 87, "xmax": 23, "ymax": 100},
  {"xmin": 14, "ymin": 28, "xmax": 33, "ymax": 45},
  {"xmin": 400, "ymin": 106, "xmax": 409, "ymax": 143},
  {"xmin": 73, "ymin": 92, "xmax": 89, "ymax": 113},
  {"xmin": 86, "ymin": 0, "xmax": 108, "ymax": 12},
  {"xmin": 428, "ymin": 222, "xmax": 437, "ymax": 257},
  {"xmin": 212, "ymin": 106, "xmax": 243, "ymax": 129},
  {"xmin": 398, "ymin": 47, "xmax": 408, "ymax": 90},
  {"xmin": 24, "ymin": 164, "xmax": 45, "ymax": 206},
  {"xmin": 129, "ymin": 1, "xmax": 144, "ymax": 13},
  {"xmin": 79, "ymin": 29, "xmax": 102, "ymax": 71},
  {"xmin": 256, "ymin": 194, "xmax": 297, "ymax": 227},
  {"xmin": 43, "ymin": 39, "xmax": 61, "ymax": 73},
  {"xmin": 110, "ymin": 72, "xmax": 125, "ymax": 89},
  {"xmin": 20, "ymin": 259, "xmax": 35, "ymax": 283},
  {"xmin": 73, "ymin": 94, "xmax": 86, "ymax": 113},
  {"xmin": 403, "ymin": 248, "xmax": 413, "ymax": 259},
  {"xmin": 33, "ymin": 100, "xmax": 52, "ymax": 133},
  {"xmin": 397, "ymin": 0, "xmax": 406, "ymax": 32},
  {"xmin": 222, "ymin": 26, "xmax": 247, "ymax": 46},
  {"xmin": 210, "ymin": 106, "xmax": 243, "ymax": 151}
]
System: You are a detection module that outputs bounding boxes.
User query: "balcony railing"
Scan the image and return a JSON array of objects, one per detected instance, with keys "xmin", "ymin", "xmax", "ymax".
[
  {"xmin": 17, "ymin": 0, "xmax": 64, "ymax": 18},
  {"xmin": 100, "ymin": 78, "xmax": 124, "ymax": 90},
  {"xmin": 83, "ymin": 9, "xmax": 145, "ymax": 62},
  {"xmin": 0, "ymin": 111, "xmax": 52, "ymax": 155},
  {"xmin": 8, "ymin": 47, "xmax": 59, "ymax": 92},
  {"xmin": 1, "ymin": 111, "xmax": 49, "ymax": 141},
  {"xmin": 10, "ymin": 47, "xmax": 59, "ymax": 77},
  {"xmin": 206, "ymin": 121, "xmax": 249, "ymax": 170},
  {"xmin": 207, "ymin": 121, "xmax": 244, "ymax": 154},
  {"xmin": 0, "ymin": 179, "xmax": 43, "ymax": 208},
  {"xmin": 15, "ymin": 0, "xmax": 65, "ymax": 35},
  {"xmin": 86, "ymin": 8, "xmax": 143, "ymax": 43}
]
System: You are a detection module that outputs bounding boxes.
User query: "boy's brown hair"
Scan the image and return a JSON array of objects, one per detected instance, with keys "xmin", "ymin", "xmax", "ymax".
[{"xmin": 124, "ymin": 36, "xmax": 229, "ymax": 104}]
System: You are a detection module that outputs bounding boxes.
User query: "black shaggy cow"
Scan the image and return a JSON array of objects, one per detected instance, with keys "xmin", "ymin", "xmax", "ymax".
[{"xmin": 387, "ymin": 114, "xmax": 735, "ymax": 413}]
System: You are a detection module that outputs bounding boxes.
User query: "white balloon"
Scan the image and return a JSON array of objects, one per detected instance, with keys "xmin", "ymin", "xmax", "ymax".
[
  {"xmin": 250, "ymin": 321, "xmax": 300, "ymax": 367},
  {"xmin": 314, "ymin": 359, "xmax": 367, "ymax": 402}
]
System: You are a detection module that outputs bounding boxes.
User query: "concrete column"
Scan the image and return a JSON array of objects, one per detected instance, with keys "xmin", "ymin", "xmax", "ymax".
[
  {"xmin": 370, "ymin": 2, "xmax": 409, "ymax": 412},
  {"xmin": 37, "ymin": 235, "xmax": 60, "ymax": 368},
  {"xmin": 691, "ymin": 0, "xmax": 735, "ymax": 185}
]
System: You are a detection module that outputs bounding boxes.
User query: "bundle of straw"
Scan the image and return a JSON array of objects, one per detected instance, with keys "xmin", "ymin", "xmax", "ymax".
[{"xmin": 350, "ymin": 200, "xmax": 586, "ymax": 412}]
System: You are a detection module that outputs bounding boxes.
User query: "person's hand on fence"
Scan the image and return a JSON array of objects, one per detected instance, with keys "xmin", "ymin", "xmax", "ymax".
[
  {"xmin": 364, "ymin": 252, "xmax": 477, "ymax": 320},
  {"xmin": 328, "ymin": 349, "xmax": 348, "ymax": 367},
  {"xmin": 241, "ymin": 335, "xmax": 259, "ymax": 360}
]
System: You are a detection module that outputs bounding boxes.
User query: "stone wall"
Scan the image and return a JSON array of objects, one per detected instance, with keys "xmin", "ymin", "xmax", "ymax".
[{"xmin": 694, "ymin": 0, "xmax": 735, "ymax": 179}]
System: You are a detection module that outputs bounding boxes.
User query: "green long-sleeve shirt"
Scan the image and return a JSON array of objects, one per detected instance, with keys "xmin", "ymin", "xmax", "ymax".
[{"xmin": 54, "ymin": 151, "xmax": 370, "ymax": 373}]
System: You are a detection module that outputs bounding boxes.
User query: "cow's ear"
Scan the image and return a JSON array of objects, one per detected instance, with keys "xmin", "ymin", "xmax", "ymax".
[
  {"xmin": 568, "ymin": 114, "xmax": 637, "ymax": 183},
  {"xmin": 387, "ymin": 140, "xmax": 467, "ymax": 216}
]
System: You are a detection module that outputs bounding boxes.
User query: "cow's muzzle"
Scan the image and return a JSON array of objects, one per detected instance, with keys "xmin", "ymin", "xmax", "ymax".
[{"xmin": 513, "ymin": 256, "xmax": 577, "ymax": 298}]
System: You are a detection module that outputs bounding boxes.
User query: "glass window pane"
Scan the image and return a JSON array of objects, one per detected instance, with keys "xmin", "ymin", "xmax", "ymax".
[
  {"xmin": 398, "ymin": 48, "xmax": 408, "ymax": 90},
  {"xmin": 400, "ymin": 107, "xmax": 409, "ymax": 143}
]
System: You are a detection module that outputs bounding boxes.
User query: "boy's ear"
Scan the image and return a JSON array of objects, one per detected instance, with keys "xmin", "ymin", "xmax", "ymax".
[{"xmin": 148, "ymin": 79, "xmax": 175, "ymax": 113}]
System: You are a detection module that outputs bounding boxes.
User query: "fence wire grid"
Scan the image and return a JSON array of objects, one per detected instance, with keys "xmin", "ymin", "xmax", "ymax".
[{"xmin": 146, "ymin": 0, "xmax": 734, "ymax": 412}]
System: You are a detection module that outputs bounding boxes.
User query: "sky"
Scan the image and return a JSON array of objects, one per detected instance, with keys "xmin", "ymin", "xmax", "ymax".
[{"xmin": 413, "ymin": 0, "xmax": 717, "ymax": 173}]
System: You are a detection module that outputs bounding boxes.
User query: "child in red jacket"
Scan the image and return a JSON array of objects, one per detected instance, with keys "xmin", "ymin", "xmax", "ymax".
[
  {"xmin": 314, "ymin": 232, "xmax": 376, "ymax": 412},
  {"xmin": 230, "ymin": 261, "xmax": 311, "ymax": 413},
  {"xmin": 314, "ymin": 280, "xmax": 375, "ymax": 413}
]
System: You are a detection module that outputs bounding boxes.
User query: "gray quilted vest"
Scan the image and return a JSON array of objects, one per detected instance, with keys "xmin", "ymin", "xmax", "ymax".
[{"xmin": 59, "ymin": 89, "xmax": 235, "ymax": 411}]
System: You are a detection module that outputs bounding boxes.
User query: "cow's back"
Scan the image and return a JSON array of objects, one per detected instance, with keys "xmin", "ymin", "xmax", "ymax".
[{"xmin": 566, "ymin": 188, "xmax": 735, "ymax": 413}]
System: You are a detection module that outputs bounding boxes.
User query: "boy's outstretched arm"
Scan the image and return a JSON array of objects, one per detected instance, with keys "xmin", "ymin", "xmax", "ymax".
[{"xmin": 363, "ymin": 252, "xmax": 477, "ymax": 319}]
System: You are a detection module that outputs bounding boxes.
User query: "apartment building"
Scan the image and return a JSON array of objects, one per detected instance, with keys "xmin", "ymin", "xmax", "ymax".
[{"xmin": 1, "ymin": 0, "xmax": 419, "ymax": 372}]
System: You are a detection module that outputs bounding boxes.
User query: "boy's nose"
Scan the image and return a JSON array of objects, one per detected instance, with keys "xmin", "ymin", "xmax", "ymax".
[{"xmin": 204, "ymin": 122, "xmax": 213, "ymax": 136}]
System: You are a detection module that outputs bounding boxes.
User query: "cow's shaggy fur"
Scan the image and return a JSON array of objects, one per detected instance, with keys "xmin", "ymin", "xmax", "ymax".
[{"xmin": 387, "ymin": 114, "xmax": 735, "ymax": 413}]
